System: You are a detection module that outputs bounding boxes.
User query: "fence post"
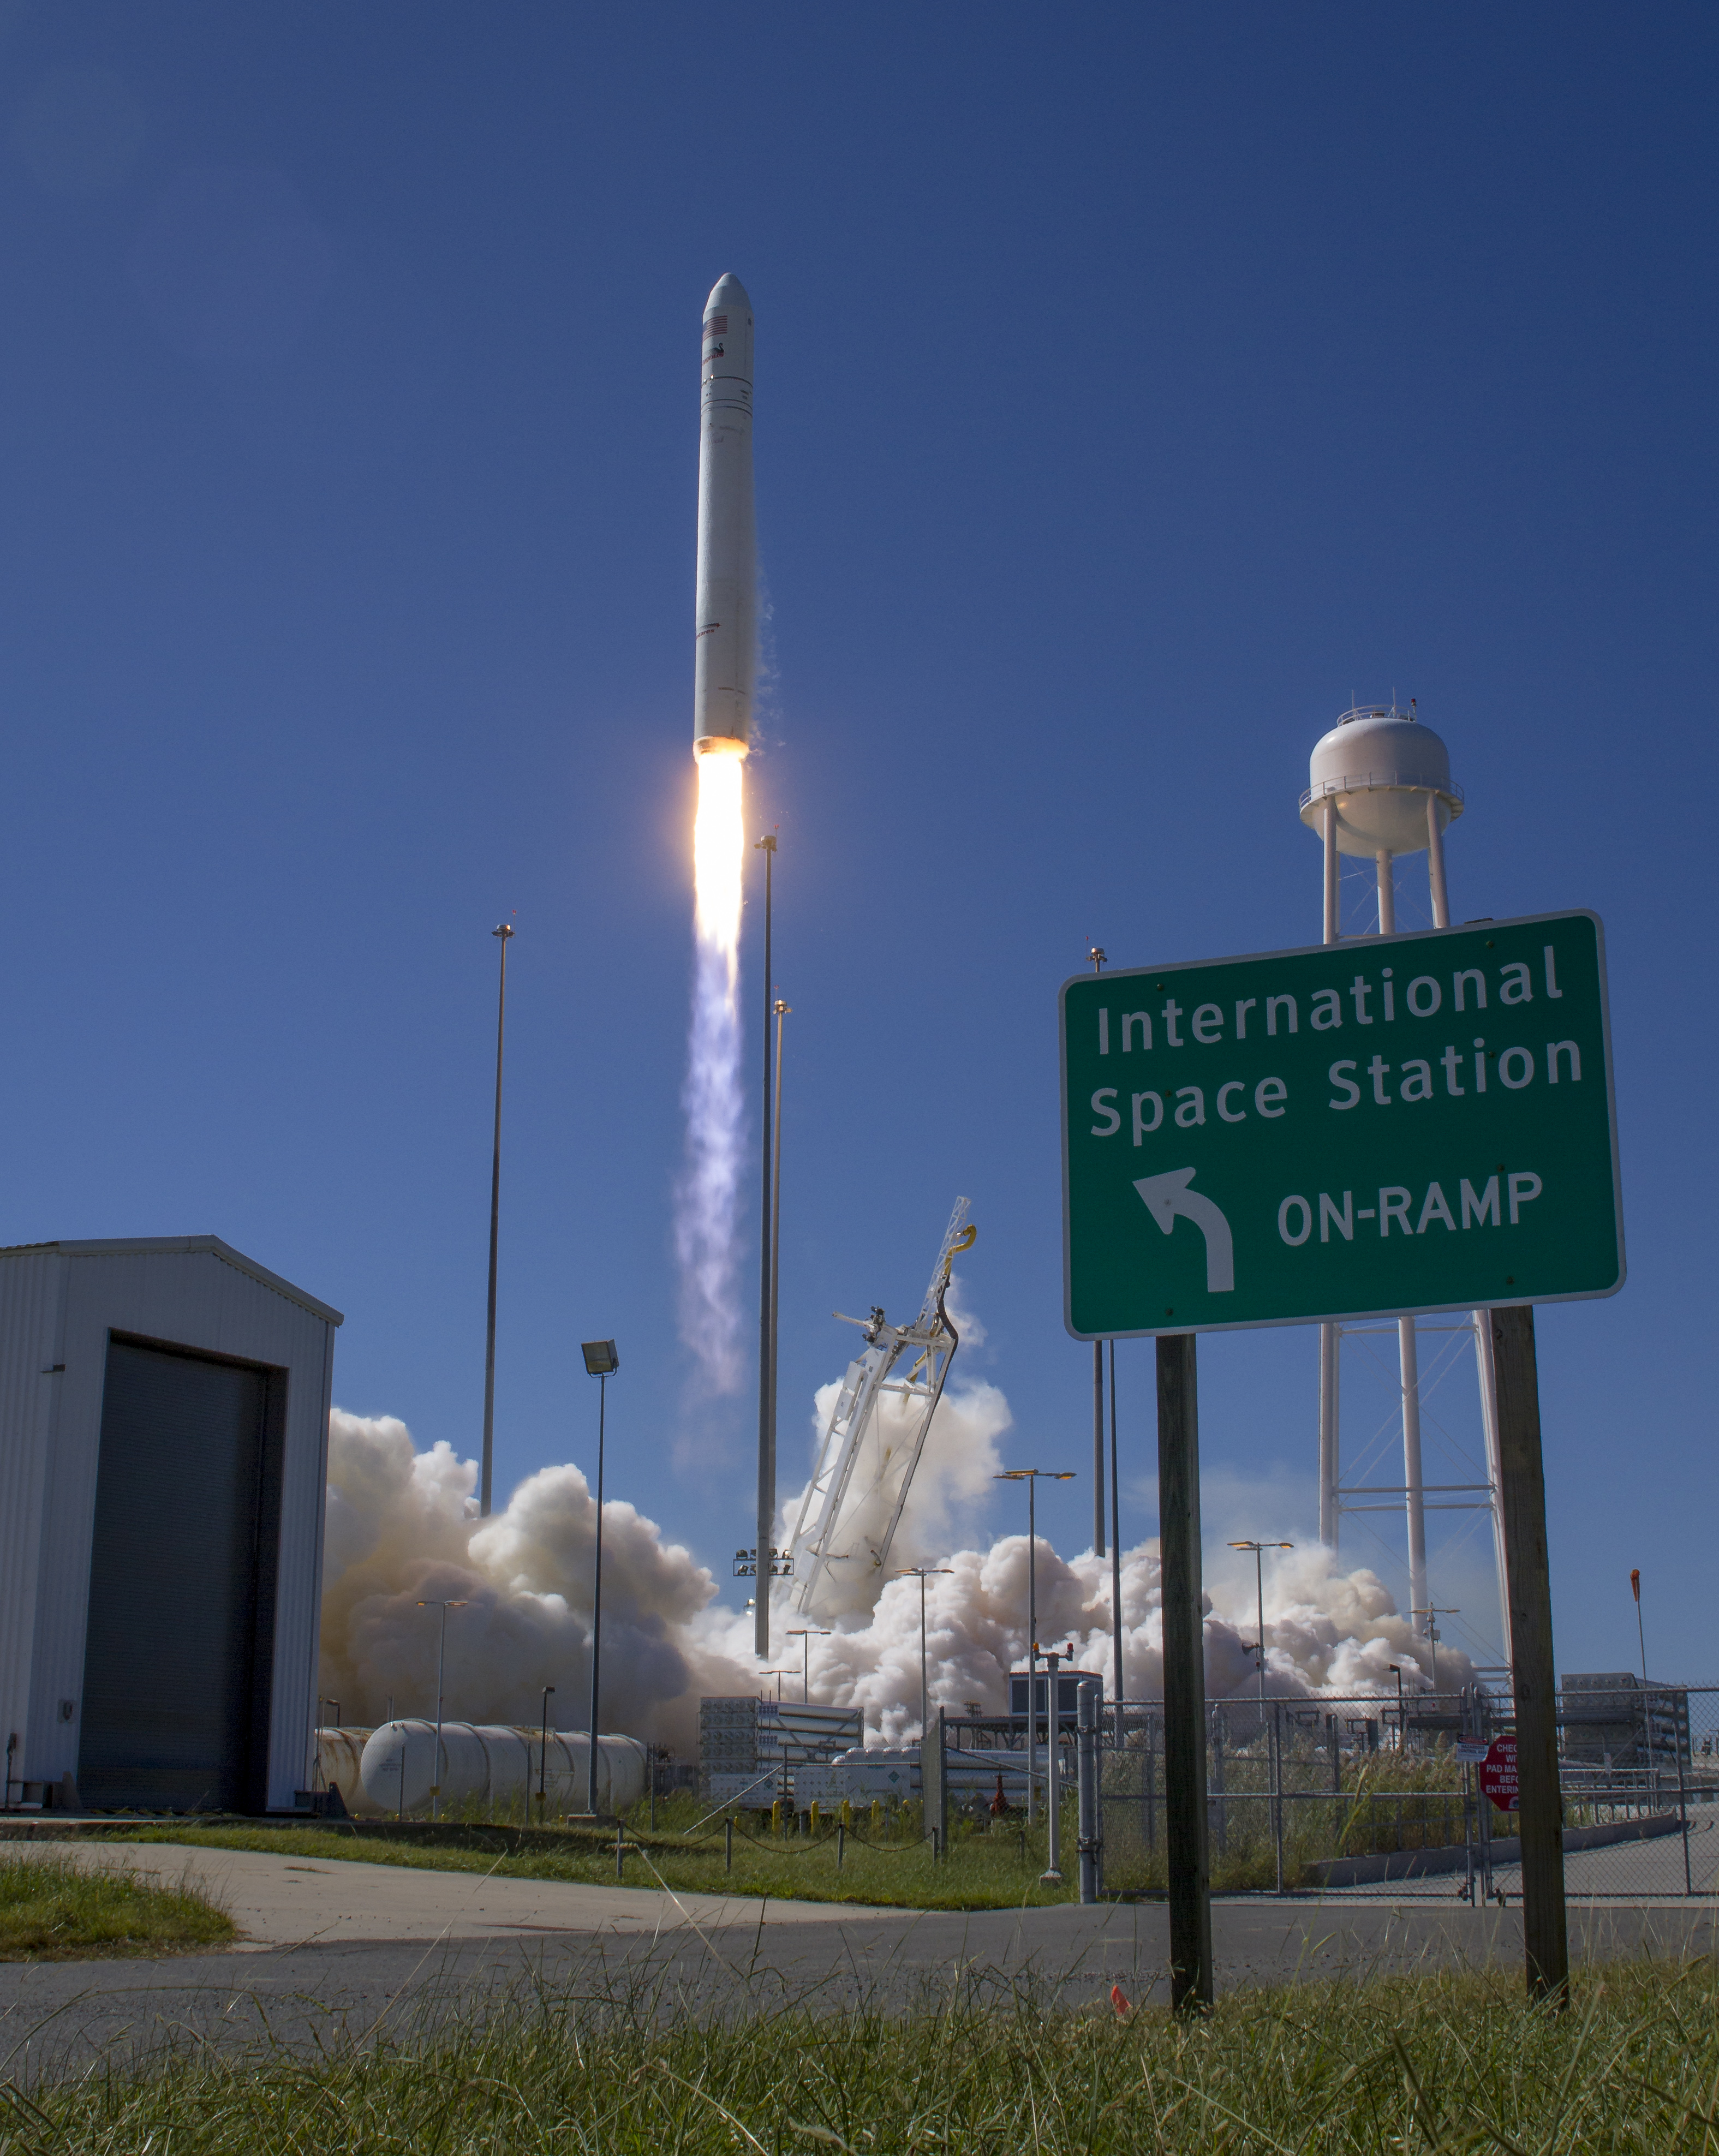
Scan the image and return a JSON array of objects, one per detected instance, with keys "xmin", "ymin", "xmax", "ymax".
[
  {"xmin": 1674, "ymin": 1698, "xmax": 1693, "ymax": 1896},
  {"xmin": 1492, "ymin": 1303, "xmax": 1569, "ymax": 2006},
  {"xmin": 1157, "ymin": 1332, "xmax": 1212, "ymax": 2012},
  {"xmin": 1077, "ymin": 1677, "xmax": 1100, "ymax": 1904}
]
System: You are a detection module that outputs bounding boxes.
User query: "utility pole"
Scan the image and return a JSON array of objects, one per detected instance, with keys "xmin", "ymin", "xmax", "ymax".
[
  {"xmin": 754, "ymin": 834, "xmax": 777, "ymax": 1659},
  {"xmin": 995, "ymin": 1468, "xmax": 1075, "ymax": 1826},
  {"xmin": 481, "ymin": 922, "xmax": 514, "ymax": 1516},
  {"xmin": 1088, "ymin": 942, "xmax": 1106, "ymax": 1557},
  {"xmin": 581, "ymin": 1341, "xmax": 619, "ymax": 1814},
  {"xmin": 896, "ymin": 1567, "xmax": 952, "ymax": 1737},
  {"xmin": 414, "ymin": 1598, "xmax": 467, "ymax": 1821},
  {"xmin": 1108, "ymin": 1340, "xmax": 1124, "ymax": 1743}
]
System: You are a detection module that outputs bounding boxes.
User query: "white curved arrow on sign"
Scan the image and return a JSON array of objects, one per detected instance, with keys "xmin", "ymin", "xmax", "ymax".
[{"xmin": 1133, "ymin": 1168, "xmax": 1235, "ymax": 1293}]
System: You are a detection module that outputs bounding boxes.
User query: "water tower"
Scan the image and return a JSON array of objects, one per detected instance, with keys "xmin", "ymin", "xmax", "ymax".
[{"xmin": 1299, "ymin": 704, "xmax": 1510, "ymax": 1663}]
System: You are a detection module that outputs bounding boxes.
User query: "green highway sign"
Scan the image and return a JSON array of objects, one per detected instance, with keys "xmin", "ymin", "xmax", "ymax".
[{"xmin": 1060, "ymin": 910, "xmax": 1623, "ymax": 1338}]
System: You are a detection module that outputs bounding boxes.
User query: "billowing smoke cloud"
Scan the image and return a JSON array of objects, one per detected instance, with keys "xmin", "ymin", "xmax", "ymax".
[
  {"xmin": 321, "ymin": 1327, "xmax": 1463, "ymax": 1756},
  {"xmin": 319, "ymin": 1411, "xmax": 754, "ymax": 1752}
]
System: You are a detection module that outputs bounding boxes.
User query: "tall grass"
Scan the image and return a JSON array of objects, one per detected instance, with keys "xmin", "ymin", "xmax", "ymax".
[
  {"xmin": 0, "ymin": 1851, "xmax": 234, "ymax": 1959},
  {"xmin": 4, "ymin": 1955, "xmax": 1716, "ymax": 2149}
]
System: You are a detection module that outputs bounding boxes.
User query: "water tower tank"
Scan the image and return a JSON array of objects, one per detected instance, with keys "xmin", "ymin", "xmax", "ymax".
[{"xmin": 1298, "ymin": 705, "xmax": 1463, "ymax": 857}]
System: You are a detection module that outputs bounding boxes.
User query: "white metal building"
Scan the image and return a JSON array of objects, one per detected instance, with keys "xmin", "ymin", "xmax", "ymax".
[{"xmin": 0, "ymin": 1237, "xmax": 340, "ymax": 1813}]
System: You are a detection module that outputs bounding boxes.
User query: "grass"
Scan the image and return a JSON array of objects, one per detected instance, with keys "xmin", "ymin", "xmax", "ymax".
[
  {"xmin": 89, "ymin": 1761, "xmax": 1513, "ymax": 1908},
  {"xmin": 93, "ymin": 1801, "xmax": 1094, "ymax": 1910},
  {"xmin": 0, "ymin": 1850, "xmax": 235, "ymax": 1960},
  {"xmin": 3, "ymin": 1954, "xmax": 1717, "ymax": 2148}
]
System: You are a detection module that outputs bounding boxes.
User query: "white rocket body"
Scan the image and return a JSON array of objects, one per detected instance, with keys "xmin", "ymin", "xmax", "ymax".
[{"xmin": 694, "ymin": 273, "xmax": 755, "ymax": 757}]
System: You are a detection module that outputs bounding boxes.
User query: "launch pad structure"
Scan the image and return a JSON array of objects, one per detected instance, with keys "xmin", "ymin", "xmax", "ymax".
[{"xmin": 786, "ymin": 1199, "xmax": 976, "ymax": 1617}]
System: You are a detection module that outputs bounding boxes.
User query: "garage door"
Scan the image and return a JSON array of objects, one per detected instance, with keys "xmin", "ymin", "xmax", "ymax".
[{"xmin": 79, "ymin": 1337, "xmax": 283, "ymax": 1811}]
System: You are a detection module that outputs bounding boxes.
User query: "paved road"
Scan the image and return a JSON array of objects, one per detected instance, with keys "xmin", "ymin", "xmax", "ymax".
[{"xmin": 0, "ymin": 1843, "xmax": 1712, "ymax": 2085}]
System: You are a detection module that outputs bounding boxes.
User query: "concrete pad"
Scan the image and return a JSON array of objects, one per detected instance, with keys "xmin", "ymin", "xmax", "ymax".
[{"xmin": 9, "ymin": 1839, "xmax": 904, "ymax": 1946}]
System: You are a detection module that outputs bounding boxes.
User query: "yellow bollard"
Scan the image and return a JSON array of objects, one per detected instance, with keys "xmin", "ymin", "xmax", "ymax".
[
  {"xmin": 840, "ymin": 1797, "xmax": 852, "ymax": 1830},
  {"xmin": 871, "ymin": 1798, "xmax": 882, "ymax": 1834},
  {"xmin": 809, "ymin": 1800, "xmax": 821, "ymax": 1836},
  {"xmin": 771, "ymin": 1797, "xmax": 783, "ymax": 1837}
]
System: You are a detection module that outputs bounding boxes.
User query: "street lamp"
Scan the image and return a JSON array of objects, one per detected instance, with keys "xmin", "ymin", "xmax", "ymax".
[
  {"xmin": 1035, "ymin": 1637, "xmax": 1076, "ymax": 1884},
  {"xmin": 414, "ymin": 1598, "xmax": 468, "ymax": 1820},
  {"xmin": 995, "ymin": 1468, "xmax": 1076, "ymax": 1825},
  {"xmin": 538, "ymin": 1685, "xmax": 556, "ymax": 1818},
  {"xmin": 1228, "ymin": 1542, "xmax": 1293, "ymax": 1720},
  {"xmin": 1413, "ymin": 1606, "xmax": 1459, "ymax": 1692},
  {"xmin": 895, "ymin": 1568, "xmax": 953, "ymax": 1740},
  {"xmin": 786, "ymin": 1627, "xmax": 830, "ymax": 1704},
  {"xmin": 582, "ymin": 1339, "xmax": 619, "ymax": 1815}
]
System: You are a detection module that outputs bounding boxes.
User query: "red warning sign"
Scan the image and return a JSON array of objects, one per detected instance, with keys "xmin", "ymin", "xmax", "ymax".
[{"xmin": 1478, "ymin": 1734, "xmax": 1519, "ymax": 1811}]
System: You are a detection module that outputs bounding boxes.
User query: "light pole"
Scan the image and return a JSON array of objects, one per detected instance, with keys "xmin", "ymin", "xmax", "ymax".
[
  {"xmin": 754, "ymin": 834, "xmax": 777, "ymax": 1661},
  {"xmin": 786, "ymin": 1627, "xmax": 829, "ymax": 1704},
  {"xmin": 538, "ymin": 1685, "xmax": 555, "ymax": 1819},
  {"xmin": 1231, "ymin": 1539, "xmax": 1292, "ymax": 1893},
  {"xmin": 995, "ymin": 1469, "xmax": 1075, "ymax": 1825},
  {"xmin": 1108, "ymin": 1338, "xmax": 1124, "ymax": 1745},
  {"xmin": 1389, "ymin": 1662, "xmax": 1407, "ymax": 1752},
  {"xmin": 1414, "ymin": 1606, "xmax": 1459, "ymax": 1691},
  {"xmin": 1631, "ymin": 1567, "xmax": 1648, "ymax": 1684},
  {"xmin": 1036, "ymin": 1638, "xmax": 1075, "ymax": 1884},
  {"xmin": 481, "ymin": 921, "xmax": 515, "ymax": 1517},
  {"xmin": 414, "ymin": 1598, "xmax": 468, "ymax": 1820},
  {"xmin": 1228, "ymin": 1541, "xmax": 1293, "ymax": 1723},
  {"xmin": 1087, "ymin": 945, "xmax": 1108, "ymax": 1561},
  {"xmin": 896, "ymin": 1567, "xmax": 953, "ymax": 1739},
  {"xmin": 582, "ymin": 1340, "xmax": 619, "ymax": 1814}
]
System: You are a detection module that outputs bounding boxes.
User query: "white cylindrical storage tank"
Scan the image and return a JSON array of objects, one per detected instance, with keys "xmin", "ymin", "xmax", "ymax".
[
  {"xmin": 1299, "ymin": 706, "xmax": 1462, "ymax": 856},
  {"xmin": 314, "ymin": 1727, "xmax": 386, "ymax": 1815},
  {"xmin": 359, "ymin": 1722, "xmax": 649, "ymax": 1817}
]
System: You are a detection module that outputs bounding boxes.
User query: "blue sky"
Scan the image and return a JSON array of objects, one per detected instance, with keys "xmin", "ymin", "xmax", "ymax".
[{"xmin": 1, "ymin": 4, "xmax": 1712, "ymax": 1680}]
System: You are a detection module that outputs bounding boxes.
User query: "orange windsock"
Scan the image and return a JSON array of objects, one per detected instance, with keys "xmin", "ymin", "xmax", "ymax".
[{"xmin": 1631, "ymin": 1568, "xmax": 1641, "ymax": 1603}]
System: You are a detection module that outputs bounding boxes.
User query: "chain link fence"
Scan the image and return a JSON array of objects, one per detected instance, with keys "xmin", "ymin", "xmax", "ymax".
[{"xmin": 950, "ymin": 1681, "xmax": 1718, "ymax": 1898}]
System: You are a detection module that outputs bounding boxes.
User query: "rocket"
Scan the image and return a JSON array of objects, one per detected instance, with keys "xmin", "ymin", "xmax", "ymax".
[{"xmin": 694, "ymin": 273, "xmax": 755, "ymax": 759}]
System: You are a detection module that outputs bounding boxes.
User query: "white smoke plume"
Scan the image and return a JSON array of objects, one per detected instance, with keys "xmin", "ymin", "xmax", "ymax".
[
  {"xmin": 320, "ymin": 1352, "xmax": 1461, "ymax": 1759},
  {"xmin": 673, "ymin": 751, "xmax": 748, "ymax": 1395},
  {"xmin": 319, "ymin": 1411, "xmax": 755, "ymax": 1753}
]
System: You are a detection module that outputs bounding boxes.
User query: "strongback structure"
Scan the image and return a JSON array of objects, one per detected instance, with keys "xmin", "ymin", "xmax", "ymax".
[
  {"xmin": 0, "ymin": 1238, "xmax": 340, "ymax": 1813},
  {"xmin": 1299, "ymin": 707, "xmax": 1511, "ymax": 1662},
  {"xmin": 786, "ymin": 1201, "xmax": 974, "ymax": 1618}
]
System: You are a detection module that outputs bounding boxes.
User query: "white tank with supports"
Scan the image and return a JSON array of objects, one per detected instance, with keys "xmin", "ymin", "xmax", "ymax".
[
  {"xmin": 1299, "ymin": 705, "xmax": 1463, "ymax": 856},
  {"xmin": 1298, "ymin": 700, "xmax": 1511, "ymax": 1671},
  {"xmin": 359, "ymin": 1722, "xmax": 648, "ymax": 1815}
]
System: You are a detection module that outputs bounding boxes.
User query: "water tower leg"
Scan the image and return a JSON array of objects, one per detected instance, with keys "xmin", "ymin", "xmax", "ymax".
[
  {"xmin": 1375, "ymin": 849, "xmax": 1396, "ymax": 935},
  {"xmin": 1399, "ymin": 1317, "xmax": 1429, "ymax": 1636},
  {"xmin": 1426, "ymin": 795, "xmax": 1451, "ymax": 929},
  {"xmin": 1474, "ymin": 1312, "xmax": 1513, "ymax": 1665},
  {"xmin": 1318, "ymin": 1323, "xmax": 1340, "ymax": 1549},
  {"xmin": 1319, "ymin": 799, "xmax": 1341, "ymax": 1553},
  {"xmin": 1322, "ymin": 799, "xmax": 1339, "ymax": 942}
]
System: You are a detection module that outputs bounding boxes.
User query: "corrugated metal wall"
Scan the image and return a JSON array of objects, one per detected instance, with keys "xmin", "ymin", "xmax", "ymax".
[
  {"xmin": 0, "ymin": 1250, "xmax": 67, "ymax": 1797},
  {"xmin": 2, "ymin": 1239, "xmax": 339, "ymax": 1812}
]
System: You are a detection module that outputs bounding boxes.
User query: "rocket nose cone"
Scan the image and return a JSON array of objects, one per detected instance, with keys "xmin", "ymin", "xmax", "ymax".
[{"xmin": 705, "ymin": 272, "xmax": 751, "ymax": 315}]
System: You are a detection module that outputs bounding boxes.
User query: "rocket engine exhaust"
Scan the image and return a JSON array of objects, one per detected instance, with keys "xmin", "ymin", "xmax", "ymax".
[{"xmin": 676, "ymin": 275, "xmax": 757, "ymax": 1393}]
